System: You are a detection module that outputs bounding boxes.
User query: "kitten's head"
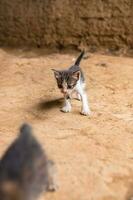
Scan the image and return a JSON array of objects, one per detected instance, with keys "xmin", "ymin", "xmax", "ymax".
[
  {"xmin": 52, "ymin": 69, "xmax": 80, "ymax": 95},
  {"xmin": 52, "ymin": 51, "xmax": 85, "ymax": 95}
]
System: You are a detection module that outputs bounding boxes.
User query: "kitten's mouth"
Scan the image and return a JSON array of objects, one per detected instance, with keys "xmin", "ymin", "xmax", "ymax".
[{"xmin": 62, "ymin": 92, "xmax": 68, "ymax": 95}]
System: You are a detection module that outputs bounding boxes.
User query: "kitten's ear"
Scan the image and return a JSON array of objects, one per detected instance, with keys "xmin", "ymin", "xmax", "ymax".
[
  {"xmin": 72, "ymin": 70, "xmax": 80, "ymax": 80},
  {"xmin": 51, "ymin": 69, "xmax": 60, "ymax": 79}
]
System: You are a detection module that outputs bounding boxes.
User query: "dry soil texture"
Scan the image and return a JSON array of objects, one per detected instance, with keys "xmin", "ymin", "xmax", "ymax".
[{"xmin": 0, "ymin": 48, "xmax": 133, "ymax": 200}]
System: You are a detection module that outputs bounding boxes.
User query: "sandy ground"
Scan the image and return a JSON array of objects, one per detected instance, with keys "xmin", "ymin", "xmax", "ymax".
[{"xmin": 0, "ymin": 48, "xmax": 133, "ymax": 200}]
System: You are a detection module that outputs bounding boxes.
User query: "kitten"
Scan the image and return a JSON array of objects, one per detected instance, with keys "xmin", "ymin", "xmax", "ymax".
[
  {"xmin": 0, "ymin": 123, "xmax": 58, "ymax": 200},
  {"xmin": 52, "ymin": 51, "xmax": 91, "ymax": 116}
]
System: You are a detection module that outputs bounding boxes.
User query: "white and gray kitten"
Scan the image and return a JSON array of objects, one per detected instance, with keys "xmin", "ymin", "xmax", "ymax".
[{"xmin": 52, "ymin": 51, "xmax": 91, "ymax": 116}]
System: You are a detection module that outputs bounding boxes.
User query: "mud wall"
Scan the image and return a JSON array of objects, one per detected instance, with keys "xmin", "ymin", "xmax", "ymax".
[{"xmin": 0, "ymin": 0, "xmax": 133, "ymax": 50}]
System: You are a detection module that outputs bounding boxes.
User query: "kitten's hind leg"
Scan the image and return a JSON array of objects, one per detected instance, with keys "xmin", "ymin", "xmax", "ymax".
[
  {"xmin": 76, "ymin": 93, "xmax": 81, "ymax": 101},
  {"xmin": 72, "ymin": 91, "xmax": 81, "ymax": 101},
  {"xmin": 61, "ymin": 95, "xmax": 71, "ymax": 113}
]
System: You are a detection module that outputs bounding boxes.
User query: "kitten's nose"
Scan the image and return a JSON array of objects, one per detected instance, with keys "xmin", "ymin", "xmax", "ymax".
[{"xmin": 61, "ymin": 89, "xmax": 67, "ymax": 94}]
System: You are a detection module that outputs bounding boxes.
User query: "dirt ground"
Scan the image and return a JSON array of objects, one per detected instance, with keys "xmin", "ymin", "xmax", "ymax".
[{"xmin": 0, "ymin": 48, "xmax": 133, "ymax": 200}]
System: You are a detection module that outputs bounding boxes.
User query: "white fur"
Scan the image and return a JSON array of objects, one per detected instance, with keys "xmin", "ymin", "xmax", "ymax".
[
  {"xmin": 61, "ymin": 98, "xmax": 71, "ymax": 113},
  {"xmin": 75, "ymin": 80, "xmax": 91, "ymax": 116},
  {"xmin": 61, "ymin": 78, "xmax": 91, "ymax": 116},
  {"xmin": 76, "ymin": 92, "xmax": 81, "ymax": 101}
]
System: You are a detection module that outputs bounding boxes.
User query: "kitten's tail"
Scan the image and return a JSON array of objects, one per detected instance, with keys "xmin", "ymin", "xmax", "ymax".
[{"xmin": 74, "ymin": 50, "xmax": 85, "ymax": 66}]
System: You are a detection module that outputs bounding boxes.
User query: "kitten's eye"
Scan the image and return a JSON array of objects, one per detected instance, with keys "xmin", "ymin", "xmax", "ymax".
[{"xmin": 58, "ymin": 84, "xmax": 62, "ymax": 89}]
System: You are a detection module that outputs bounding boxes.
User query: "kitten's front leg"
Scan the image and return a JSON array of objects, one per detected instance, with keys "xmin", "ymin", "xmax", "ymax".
[
  {"xmin": 80, "ymin": 92, "xmax": 91, "ymax": 116},
  {"xmin": 77, "ymin": 87, "xmax": 91, "ymax": 116},
  {"xmin": 61, "ymin": 95, "xmax": 71, "ymax": 113}
]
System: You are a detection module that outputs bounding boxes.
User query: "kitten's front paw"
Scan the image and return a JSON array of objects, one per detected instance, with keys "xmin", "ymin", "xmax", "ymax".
[
  {"xmin": 81, "ymin": 109, "xmax": 91, "ymax": 116},
  {"xmin": 61, "ymin": 106, "xmax": 71, "ymax": 113}
]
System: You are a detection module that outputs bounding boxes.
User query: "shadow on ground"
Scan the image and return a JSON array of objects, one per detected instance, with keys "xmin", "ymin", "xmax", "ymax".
[
  {"xmin": 27, "ymin": 98, "xmax": 63, "ymax": 120},
  {"xmin": 36, "ymin": 98, "xmax": 63, "ymax": 111}
]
